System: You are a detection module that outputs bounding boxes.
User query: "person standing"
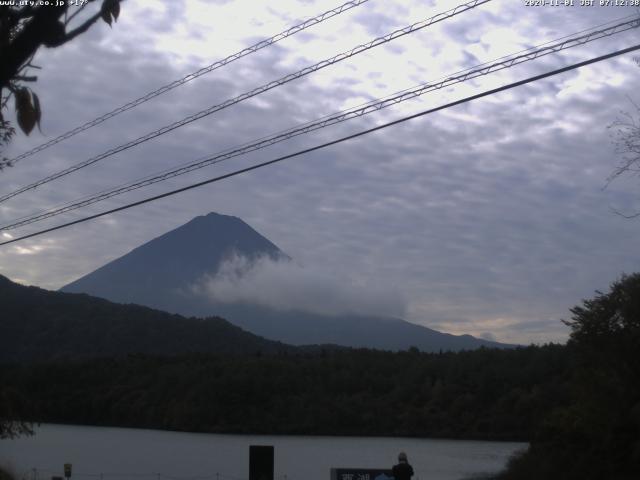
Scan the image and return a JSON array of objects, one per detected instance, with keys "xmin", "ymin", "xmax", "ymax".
[{"xmin": 392, "ymin": 452, "xmax": 414, "ymax": 480}]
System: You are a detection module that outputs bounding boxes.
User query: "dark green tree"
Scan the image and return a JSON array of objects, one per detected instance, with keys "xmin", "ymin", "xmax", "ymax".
[
  {"xmin": 0, "ymin": 386, "xmax": 34, "ymax": 439},
  {"xmin": 499, "ymin": 273, "xmax": 640, "ymax": 480}
]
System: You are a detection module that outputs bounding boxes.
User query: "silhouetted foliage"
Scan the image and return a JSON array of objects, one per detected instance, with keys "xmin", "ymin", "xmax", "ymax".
[
  {"xmin": 0, "ymin": 345, "xmax": 570, "ymax": 440},
  {"xmin": 0, "ymin": 465, "xmax": 17, "ymax": 480},
  {"xmin": 0, "ymin": 0, "xmax": 122, "ymax": 168},
  {"xmin": 496, "ymin": 273, "xmax": 640, "ymax": 480},
  {"xmin": 0, "ymin": 386, "xmax": 34, "ymax": 439}
]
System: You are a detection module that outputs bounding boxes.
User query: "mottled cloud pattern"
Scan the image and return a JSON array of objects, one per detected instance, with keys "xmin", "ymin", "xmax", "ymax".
[{"xmin": 1, "ymin": 0, "xmax": 640, "ymax": 344}]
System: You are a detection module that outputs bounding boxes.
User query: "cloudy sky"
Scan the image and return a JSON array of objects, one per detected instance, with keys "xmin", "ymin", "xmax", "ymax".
[{"xmin": 1, "ymin": 0, "xmax": 639, "ymax": 344}]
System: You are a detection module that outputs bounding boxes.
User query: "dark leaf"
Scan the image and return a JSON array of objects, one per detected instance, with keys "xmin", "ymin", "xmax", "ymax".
[
  {"xmin": 101, "ymin": 0, "xmax": 120, "ymax": 26},
  {"xmin": 101, "ymin": 6, "xmax": 112, "ymax": 26},
  {"xmin": 15, "ymin": 88, "xmax": 36, "ymax": 135},
  {"xmin": 14, "ymin": 88, "xmax": 30, "ymax": 108},
  {"xmin": 32, "ymin": 92, "xmax": 42, "ymax": 133},
  {"xmin": 17, "ymin": 109, "xmax": 37, "ymax": 135},
  {"xmin": 112, "ymin": 0, "xmax": 120, "ymax": 21}
]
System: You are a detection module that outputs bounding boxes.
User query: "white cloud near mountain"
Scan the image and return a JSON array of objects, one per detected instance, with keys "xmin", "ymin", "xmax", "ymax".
[{"xmin": 194, "ymin": 253, "xmax": 407, "ymax": 319}]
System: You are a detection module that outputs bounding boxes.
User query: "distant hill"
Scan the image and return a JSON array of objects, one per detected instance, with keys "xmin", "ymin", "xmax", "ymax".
[
  {"xmin": 0, "ymin": 274, "xmax": 293, "ymax": 363},
  {"xmin": 200, "ymin": 304, "xmax": 511, "ymax": 351},
  {"xmin": 61, "ymin": 212, "xmax": 512, "ymax": 352}
]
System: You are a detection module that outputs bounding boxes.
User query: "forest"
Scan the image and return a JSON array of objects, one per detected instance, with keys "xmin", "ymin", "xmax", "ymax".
[
  {"xmin": 1, "ymin": 273, "xmax": 639, "ymax": 479},
  {"xmin": 1, "ymin": 344, "xmax": 569, "ymax": 440}
]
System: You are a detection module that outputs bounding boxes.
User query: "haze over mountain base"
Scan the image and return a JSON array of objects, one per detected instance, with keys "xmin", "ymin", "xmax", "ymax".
[{"xmin": 61, "ymin": 212, "xmax": 512, "ymax": 351}]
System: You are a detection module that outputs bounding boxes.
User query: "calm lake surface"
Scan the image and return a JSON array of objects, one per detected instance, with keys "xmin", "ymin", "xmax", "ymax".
[{"xmin": 1, "ymin": 424, "xmax": 526, "ymax": 480}]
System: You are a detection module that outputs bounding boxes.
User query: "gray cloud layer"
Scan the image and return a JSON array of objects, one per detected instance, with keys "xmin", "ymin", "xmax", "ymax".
[{"xmin": 1, "ymin": 0, "xmax": 640, "ymax": 344}]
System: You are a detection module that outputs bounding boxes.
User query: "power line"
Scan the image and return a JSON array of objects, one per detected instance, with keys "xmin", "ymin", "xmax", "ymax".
[
  {"xmin": 0, "ymin": 0, "xmax": 492, "ymax": 205},
  {"xmin": 12, "ymin": 12, "xmax": 636, "ymax": 233},
  {"xmin": 5, "ymin": 0, "xmax": 372, "ymax": 166},
  {"xmin": 2, "ymin": 15, "xmax": 638, "ymax": 231},
  {"xmin": 2, "ymin": 42, "xmax": 639, "ymax": 247}
]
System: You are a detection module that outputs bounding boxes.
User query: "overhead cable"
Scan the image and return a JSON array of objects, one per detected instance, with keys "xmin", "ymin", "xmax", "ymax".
[
  {"xmin": 2, "ymin": 42, "xmax": 639, "ymax": 247},
  {"xmin": 0, "ymin": 0, "xmax": 492, "ymax": 205},
  {"xmin": 2, "ymin": 15, "xmax": 638, "ymax": 231},
  {"xmin": 5, "ymin": 0, "xmax": 372, "ymax": 165}
]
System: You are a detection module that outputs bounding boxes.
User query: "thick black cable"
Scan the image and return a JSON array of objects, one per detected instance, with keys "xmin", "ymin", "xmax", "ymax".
[
  {"xmin": 5, "ymin": 0, "xmax": 372, "ymax": 165},
  {"xmin": 2, "ymin": 43, "xmax": 638, "ymax": 247}
]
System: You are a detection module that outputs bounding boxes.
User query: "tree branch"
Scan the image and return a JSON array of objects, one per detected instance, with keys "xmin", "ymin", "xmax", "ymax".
[
  {"xmin": 0, "ymin": 5, "xmax": 67, "ymax": 88},
  {"xmin": 65, "ymin": 1, "xmax": 93, "ymax": 26},
  {"xmin": 62, "ymin": 11, "xmax": 102, "ymax": 43}
]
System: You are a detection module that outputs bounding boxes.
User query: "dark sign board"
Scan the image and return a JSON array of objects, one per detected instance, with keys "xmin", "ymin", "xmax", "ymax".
[
  {"xmin": 249, "ymin": 445, "xmax": 274, "ymax": 480},
  {"xmin": 331, "ymin": 468, "xmax": 394, "ymax": 480}
]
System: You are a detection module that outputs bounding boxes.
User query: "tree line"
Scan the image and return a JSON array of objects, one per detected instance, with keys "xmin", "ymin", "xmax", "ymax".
[{"xmin": 2, "ymin": 344, "xmax": 570, "ymax": 440}]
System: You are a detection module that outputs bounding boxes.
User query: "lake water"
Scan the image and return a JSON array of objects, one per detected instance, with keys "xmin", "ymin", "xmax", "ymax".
[{"xmin": 1, "ymin": 425, "xmax": 525, "ymax": 480}]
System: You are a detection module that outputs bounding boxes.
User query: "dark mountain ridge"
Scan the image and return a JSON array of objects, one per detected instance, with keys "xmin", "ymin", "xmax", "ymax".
[
  {"xmin": 0, "ymin": 274, "xmax": 294, "ymax": 363},
  {"xmin": 61, "ymin": 212, "xmax": 512, "ymax": 352}
]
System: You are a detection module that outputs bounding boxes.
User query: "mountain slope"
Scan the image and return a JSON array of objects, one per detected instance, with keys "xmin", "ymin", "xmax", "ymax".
[
  {"xmin": 62, "ymin": 212, "xmax": 283, "ymax": 311},
  {"xmin": 0, "ymin": 274, "xmax": 292, "ymax": 363},
  {"xmin": 61, "ymin": 212, "xmax": 512, "ymax": 352}
]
